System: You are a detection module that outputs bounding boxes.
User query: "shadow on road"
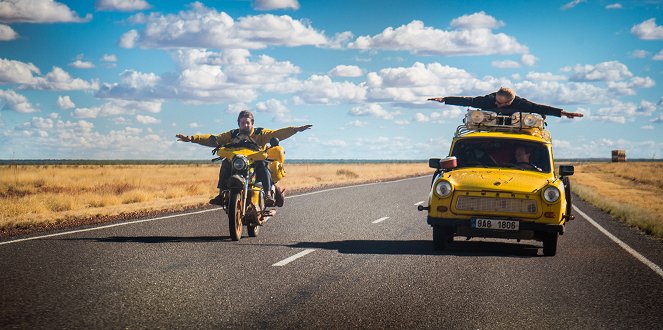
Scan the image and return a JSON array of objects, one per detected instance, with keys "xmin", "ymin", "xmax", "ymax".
[
  {"xmin": 61, "ymin": 236, "xmax": 232, "ymax": 243},
  {"xmin": 290, "ymin": 239, "xmax": 541, "ymax": 257}
]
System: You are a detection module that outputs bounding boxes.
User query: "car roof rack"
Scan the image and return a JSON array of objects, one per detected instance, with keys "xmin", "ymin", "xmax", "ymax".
[{"xmin": 454, "ymin": 109, "xmax": 550, "ymax": 140}]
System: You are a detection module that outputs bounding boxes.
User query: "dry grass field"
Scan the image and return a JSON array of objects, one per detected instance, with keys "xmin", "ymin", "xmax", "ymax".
[
  {"xmin": 571, "ymin": 162, "xmax": 663, "ymax": 239},
  {"xmin": 0, "ymin": 163, "xmax": 431, "ymax": 235}
]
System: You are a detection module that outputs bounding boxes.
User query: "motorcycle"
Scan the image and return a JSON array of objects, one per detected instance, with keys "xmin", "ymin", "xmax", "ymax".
[{"xmin": 212, "ymin": 138, "xmax": 286, "ymax": 241}]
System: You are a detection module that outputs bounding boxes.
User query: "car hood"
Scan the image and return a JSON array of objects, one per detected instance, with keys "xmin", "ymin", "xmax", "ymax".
[{"xmin": 444, "ymin": 167, "xmax": 552, "ymax": 193}]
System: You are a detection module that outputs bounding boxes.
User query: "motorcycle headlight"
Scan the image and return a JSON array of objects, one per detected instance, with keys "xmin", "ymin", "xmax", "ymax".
[
  {"xmin": 232, "ymin": 156, "xmax": 248, "ymax": 171},
  {"xmin": 434, "ymin": 180, "xmax": 453, "ymax": 198},
  {"xmin": 542, "ymin": 186, "xmax": 561, "ymax": 203}
]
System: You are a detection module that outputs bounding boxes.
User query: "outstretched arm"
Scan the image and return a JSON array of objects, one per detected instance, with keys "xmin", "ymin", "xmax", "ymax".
[
  {"xmin": 294, "ymin": 124, "xmax": 312, "ymax": 132},
  {"xmin": 427, "ymin": 97, "xmax": 445, "ymax": 103},
  {"xmin": 561, "ymin": 110, "xmax": 584, "ymax": 119},
  {"xmin": 176, "ymin": 133, "xmax": 192, "ymax": 142}
]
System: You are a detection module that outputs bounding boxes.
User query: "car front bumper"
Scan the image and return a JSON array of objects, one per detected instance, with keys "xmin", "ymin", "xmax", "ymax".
[{"xmin": 427, "ymin": 216, "xmax": 564, "ymax": 240}]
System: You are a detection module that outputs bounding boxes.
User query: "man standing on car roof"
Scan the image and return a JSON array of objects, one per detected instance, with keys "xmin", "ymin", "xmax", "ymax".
[
  {"xmin": 176, "ymin": 110, "xmax": 312, "ymax": 205},
  {"xmin": 428, "ymin": 86, "xmax": 584, "ymax": 118}
]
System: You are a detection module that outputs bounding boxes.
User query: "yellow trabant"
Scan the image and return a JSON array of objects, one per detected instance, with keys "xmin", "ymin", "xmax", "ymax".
[{"xmin": 421, "ymin": 109, "xmax": 574, "ymax": 256}]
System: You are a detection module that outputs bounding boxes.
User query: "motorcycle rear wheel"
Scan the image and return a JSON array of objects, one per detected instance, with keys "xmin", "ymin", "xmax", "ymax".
[{"xmin": 228, "ymin": 192, "xmax": 243, "ymax": 241}]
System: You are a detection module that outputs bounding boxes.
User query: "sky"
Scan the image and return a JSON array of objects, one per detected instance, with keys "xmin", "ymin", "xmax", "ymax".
[{"xmin": 0, "ymin": 0, "xmax": 662, "ymax": 160}]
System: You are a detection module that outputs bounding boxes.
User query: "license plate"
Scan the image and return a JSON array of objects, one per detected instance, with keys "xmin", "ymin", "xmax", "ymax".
[{"xmin": 472, "ymin": 218, "xmax": 519, "ymax": 231}]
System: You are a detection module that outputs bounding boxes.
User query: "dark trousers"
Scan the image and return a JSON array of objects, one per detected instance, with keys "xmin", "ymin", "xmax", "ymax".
[{"xmin": 218, "ymin": 160, "xmax": 271, "ymax": 193}]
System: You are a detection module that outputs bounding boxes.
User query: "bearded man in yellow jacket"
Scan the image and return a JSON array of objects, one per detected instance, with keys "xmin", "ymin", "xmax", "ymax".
[{"xmin": 176, "ymin": 110, "xmax": 311, "ymax": 205}]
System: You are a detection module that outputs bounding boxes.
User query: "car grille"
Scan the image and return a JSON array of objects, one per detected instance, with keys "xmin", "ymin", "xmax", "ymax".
[{"xmin": 456, "ymin": 195, "xmax": 537, "ymax": 214}]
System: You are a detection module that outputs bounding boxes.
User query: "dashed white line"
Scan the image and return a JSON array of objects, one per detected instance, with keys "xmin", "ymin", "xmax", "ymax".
[
  {"xmin": 372, "ymin": 217, "xmax": 390, "ymax": 224},
  {"xmin": 272, "ymin": 249, "xmax": 316, "ymax": 267},
  {"xmin": 573, "ymin": 205, "xmax": 663, "ymax": 279}
]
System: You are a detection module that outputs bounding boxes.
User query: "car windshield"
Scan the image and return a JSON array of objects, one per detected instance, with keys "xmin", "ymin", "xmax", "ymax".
[{"xmin": 450, "ymin": 138, "xmax": 551, "ymax": 173}]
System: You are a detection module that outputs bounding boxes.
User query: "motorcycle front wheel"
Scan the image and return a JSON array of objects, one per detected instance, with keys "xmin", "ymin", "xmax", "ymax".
[{"xmin": 228, "ymin": 191, "xmax": 243, "ymax": 241}]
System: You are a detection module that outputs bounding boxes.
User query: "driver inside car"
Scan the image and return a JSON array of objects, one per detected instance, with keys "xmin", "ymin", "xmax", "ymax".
[
  {"xmin": 514, "ymin": 146, "xmax": 542, "ymax": 171},
  {"xmin": 176, "ymin": 110, "xmax": 312, "ymax": 205}
]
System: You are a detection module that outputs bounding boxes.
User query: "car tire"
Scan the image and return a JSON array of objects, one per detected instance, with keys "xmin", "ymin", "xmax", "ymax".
[
  {"xmin": 433, "ymin": 225, "xmax": 453, "ymax": 251},
  {"xmin": 542, "ymin": 232, "xmax": 558, "ymax": 256}
]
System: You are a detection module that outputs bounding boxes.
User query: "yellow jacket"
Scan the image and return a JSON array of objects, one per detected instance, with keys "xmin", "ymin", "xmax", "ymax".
[{"xmin": 190, "ymin": 127, "xmax": 299, "ymax": 148}]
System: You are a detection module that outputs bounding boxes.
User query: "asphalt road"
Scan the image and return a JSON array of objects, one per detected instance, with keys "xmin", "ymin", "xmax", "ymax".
[{"xmin": 1, "ymin": 176, "xmax": 662, "ymax": 329}]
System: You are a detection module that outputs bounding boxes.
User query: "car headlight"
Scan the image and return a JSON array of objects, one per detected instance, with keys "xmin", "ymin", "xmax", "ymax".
[
  {"xmin": 469, "ymin": 110, "xmax": 484, "ymax": 124},
  {"xmin": 232, "ymin": 156, "xmax": 248, "ymax": 171},
  {"xmin": 542, "ymin": 186, "xmax": 561, "ymax": 203},
  {"xmin": 434, "ymin": 180, "xmax": 453, "ymax": 198}
]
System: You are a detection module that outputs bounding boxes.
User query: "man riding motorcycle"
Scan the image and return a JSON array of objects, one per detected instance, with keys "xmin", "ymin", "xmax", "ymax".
[{"xmin": 176, "ymin": 110, "xmax": 312, "ymax": 205}]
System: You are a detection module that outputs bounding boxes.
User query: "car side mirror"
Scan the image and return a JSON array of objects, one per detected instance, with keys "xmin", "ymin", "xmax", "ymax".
[
  {"xmin": 429, "ymin": 156, "xmax": 457, "ymax": 170},
  {"xmin": 559, "ymin": 165, "xmax": 574, "ymax": 177},
  {"xmin": 428, "ymin": 158, "xmax": 441, "ymax": 169}
]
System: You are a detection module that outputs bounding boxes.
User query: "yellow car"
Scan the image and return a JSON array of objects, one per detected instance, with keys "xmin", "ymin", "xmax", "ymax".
[{"xmin": 420, "ymin": 110, "xmax": 574, "ymax": 256}]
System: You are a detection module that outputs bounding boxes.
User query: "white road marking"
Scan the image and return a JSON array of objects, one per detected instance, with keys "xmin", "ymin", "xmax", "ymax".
[
  {"xmin": 573, "ymin": 205, "xmax": 663, "ymax": 279},
  {"xmin": 372, "ymin": 217, "xmax": 390, "ymax": 224},
  {"xmin": 0, "ymin": 175, "xmax": 429, "ymax": 246},
  {"xmin": 414, "ymin": 201, "xmax": 425, "ymax": 206},
  {"xmin": 0, "ymin": 209, "xmax": 218, "ymax": 246},
  {"xmin": 272, "ymin": 249, "xmax": 316, "ymax": 267}
]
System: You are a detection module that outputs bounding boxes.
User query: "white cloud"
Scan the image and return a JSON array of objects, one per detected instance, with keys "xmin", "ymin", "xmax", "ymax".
[
  {"xmin": 95, "ymin": 0, "xmax": 151, "ymax": 11},
  {"xmin": 189, "ymin": 122, "xmax": 200, "ymax": 128},
  {"xmin": 561, "ymin": 0, "xmax": 586, "ymax": 10},
  {"xmin": 593, "ymin": 99, "xmax": 658, "ymax": 123},
  {"xmin": 348, "ymin": 14, "xmax": 528, "ymax": 56},
  {"xmin": 329, "ymin": 65, "xmax": 363, "ymax": 77},
  {"xmin": 630, "ymin": 49, "xmax": 649, "ymax": 58},
  {"xmin": 118, "ymin": 29, "xmax": 138, "ymax": 48},
  {"xmin": 562, "ymin": 61, "xmax": 633, "ymax": 82},
  {"xmin": 136, "ymin": 114, "xmax": 160, "ymax": 124},
  {"xmin": 99, "ymin": 49, "xmax": 301, "ymax": 103},
  {"xmin": 641, "ymin": 125, "xmax": 654, "ymax": 130},
  {"xmin": 450, "ymin": 11, "xmax": 505, "ymax": 29},
  {"xmin": 57, "ymin": 95, "xmax": 75, "ymax": 109},
  {"xmin": 492, "ymin": 60, "xmax": 520, "ymax": 69},
  {"xmin": 255, "ymin": 98, "xmax": 288, "ymax": 114},
  {"xmin": 554, "ymin": 138, "xmax": 663, "ymax": 159},
  {"xmin": 296, "ymin": 74, "xmax": 366, "ymax": 104},
  {"xmin": 631, "ymin": 18, "xmax": 663, "ymax": 40},
  {"xmin": 34, "ymin": 66, "xmax": 99, "ymax": 91},
  {"xmin": 0, "ymin": 58, "xmax": 40, "ymax": 84},
  {"xmin": 0, "ymin": 24, "xmax": 18, "ymax": 41},
  {"xmin": 346, "ymin": 120, "xmax": 367, "ymax": 127},
  {"xmin": 414, "ymin": 113, "xmax": 429, "ymax": 123},
  {"xmin": 101, "ymin": 54, "xmax": 118, "ymax": 62},
  {"xmin": 521, "ymin": 54, "xmax": 538, "ymax": 66},
  {"xmin": 0, "ymin": 89, "xmax": 38, "ymax": 112},
  {"xmin": 69, "ymin": 59, "xmax": 95, "ymax": 69},
  {"xmin": 606, "ymin": 3, "xmax": 622, "ymax": 9},
  {"xmin": 651, "ymin": 115, "xmax": 663, "ymax": 124},
  {"xmin": 321, "ymin": 139, "xmax": 348, "ymax": 147},
  {"xmin": 0, "ymin": 0, "xmax": 91, "ymax": 23},
  {"xmin": 365, "ymin": 62, "xmax": 500, "ymax": 104},
  {"xmin": 120, "ymin": 3, "xmax": 327, "ymax": 50},
  {"xmin": 525, "ymin": 72, "xmax": 567, "ymax": 81},
  {"xmin": 0, "ymin": 59, "xmax": 98, "ymax": 90},
  {"xmin": 349, "ymin": 103, "xmax": 399, "ymax": 120},
  {"xmin": 653, "ymin": 50, "xmax": 663, "ymax": 60},
  {"xmin": 253, "ymin": 0, "xmax": 300, "ymax": 11},
  {"xmin": 72, "ymin": 99, "xmax": 163, "ymax": 119}
]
